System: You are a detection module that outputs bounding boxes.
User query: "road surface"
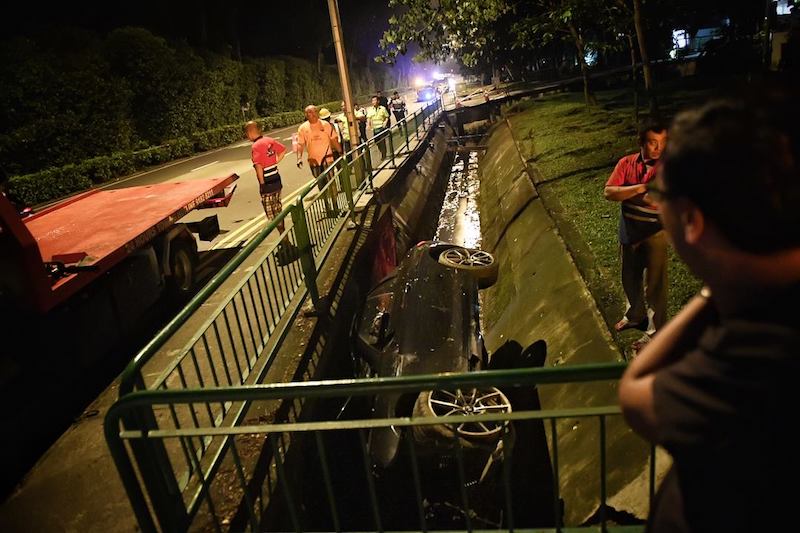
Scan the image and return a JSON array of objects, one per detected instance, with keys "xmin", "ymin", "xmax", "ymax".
[{"xmin": 102, "ymin": 90, "xmax": 427, "ymax": 254}]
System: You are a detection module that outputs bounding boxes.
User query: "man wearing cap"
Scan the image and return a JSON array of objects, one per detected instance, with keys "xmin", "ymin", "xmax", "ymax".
[{"xmin": 245, "ymin": 121, "xmax": 287, "ymax": 233}]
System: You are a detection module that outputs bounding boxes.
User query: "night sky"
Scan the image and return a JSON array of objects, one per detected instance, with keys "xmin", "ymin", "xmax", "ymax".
[{"xmin": 0, "ymin": 0, "xmax": 394, "ymax": 65}]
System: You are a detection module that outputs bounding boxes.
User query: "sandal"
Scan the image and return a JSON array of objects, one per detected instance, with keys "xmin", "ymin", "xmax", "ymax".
[{"xmin": 614, "ymin": 317, "xmax": 648, "ymax": 332}]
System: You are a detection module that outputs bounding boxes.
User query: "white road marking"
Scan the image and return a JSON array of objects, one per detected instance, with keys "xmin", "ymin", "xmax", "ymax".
[
  {"xmin": 283, "ymin": 136, "xmax": 294, "ymax": 141},
  {"xmin": 190, "ymin": 160, "xmax": 220, "ymax": 172},
  {"xmin": 209, "ymin": 181, "xmax": 311, "ymax": 250}
]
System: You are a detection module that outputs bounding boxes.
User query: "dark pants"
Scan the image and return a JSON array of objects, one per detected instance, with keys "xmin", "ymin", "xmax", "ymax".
[
  {"xmin": 621, "ymin": 230, "xmax": 668, "ymax": 333},
  {"xmin": 393, "ymin": 110, "xmax": 407, "ymax": 139},
  {"xmin": 358, "ymin": 122, "xmax": 367, "ymax": 144},
  {"xmin": 373, "ymin": 127, "xmax": 388, "ymax": 160}
]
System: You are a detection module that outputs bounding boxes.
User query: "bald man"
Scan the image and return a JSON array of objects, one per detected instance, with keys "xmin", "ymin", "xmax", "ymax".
[
  {"xmin": 245, "ymin": 121, "xmax": 287, "ymax": 232},
  {"xmin": 296, "ymin": 104, "xmax": 341, "ymax": 214}
]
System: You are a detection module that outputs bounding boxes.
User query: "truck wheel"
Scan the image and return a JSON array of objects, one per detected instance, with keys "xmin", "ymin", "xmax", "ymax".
[
  {"xmin": 437, "ymin": 246, "xmax": 498, "ymax": 288},
  {"xmin": 166, "ymin": 240, "xmax": 196, "ymax": 297}
]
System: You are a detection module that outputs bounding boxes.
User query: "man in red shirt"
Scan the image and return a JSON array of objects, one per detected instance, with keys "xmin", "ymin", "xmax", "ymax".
[
  {"xmin": 245, "ymin": 121, "xmax": 287, "ymax": 232},
  {"xmin": 604, "ymin": 121, "xmax": 668, "ymax": 344}
]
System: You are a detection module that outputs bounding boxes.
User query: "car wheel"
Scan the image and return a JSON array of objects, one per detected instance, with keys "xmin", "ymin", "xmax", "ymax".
[
  {"xmin": 437, "ymin": 246, "xmax": 498, "ymax": 288},
  {"xmin": 411, "ymin": 387, "xmax": 512, "ymax": 451},
  {"xmin": 166, "ymin": 240, "xmax": 197, "ymax": 297}
]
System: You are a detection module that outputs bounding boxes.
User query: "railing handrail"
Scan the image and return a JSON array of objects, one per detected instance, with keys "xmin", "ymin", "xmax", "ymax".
[
  {"xmin": 116, "ymin": 361, "xmax": 625, "ymax": 409},
  {"xmin": 117, "ymin": 98, "xmax": 444, "ymax": 396}
]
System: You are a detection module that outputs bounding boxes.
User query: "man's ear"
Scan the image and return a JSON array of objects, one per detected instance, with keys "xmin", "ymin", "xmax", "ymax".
[{"xmin": 681, "ymin": 202, "xmax": 705, "ymax": 245}]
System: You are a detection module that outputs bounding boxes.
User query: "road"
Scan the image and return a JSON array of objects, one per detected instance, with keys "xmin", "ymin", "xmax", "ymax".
[{"xmin": 103, "ymin": 89, "xmax": 427, "ymax": 255}]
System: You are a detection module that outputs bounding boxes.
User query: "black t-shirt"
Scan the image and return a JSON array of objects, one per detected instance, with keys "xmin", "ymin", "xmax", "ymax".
[{"xmin": 650, "ymin": 283, "xmax": 800, "ymax": 532}]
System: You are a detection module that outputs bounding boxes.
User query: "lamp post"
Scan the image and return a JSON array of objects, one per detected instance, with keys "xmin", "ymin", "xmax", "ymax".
[{"xmin": 327, "ymin": 0, "xmax": 362, "ymax": 157}]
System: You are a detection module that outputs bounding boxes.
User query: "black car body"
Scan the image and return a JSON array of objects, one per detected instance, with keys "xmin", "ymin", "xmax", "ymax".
[{"xmin": 353, "ymin": 241, "xmax": 502, "ymax": 468}]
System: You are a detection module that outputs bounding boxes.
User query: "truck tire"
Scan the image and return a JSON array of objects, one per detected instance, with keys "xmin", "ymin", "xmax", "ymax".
[
  {"xmin": 437, "ymin": 246, "xmax": 498, "ymax": 288},
  {"xmin": 166, "ymin": 240, "xmax": 197, "ymax": 297}
]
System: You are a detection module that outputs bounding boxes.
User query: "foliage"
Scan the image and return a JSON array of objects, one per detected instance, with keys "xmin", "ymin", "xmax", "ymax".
[
  {"xmin": 379, "ymin": 0, "xmax": 512, "ymax": 68},
  {"xmin": 0, "ymin": 26, "xmax": 396, "ymax": 183}
]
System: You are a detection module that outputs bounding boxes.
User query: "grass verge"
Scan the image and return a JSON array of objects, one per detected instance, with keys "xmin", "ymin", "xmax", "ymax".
[{"xmin": 505, "ymin": 82, "xmax": 709, "ymax": 348}]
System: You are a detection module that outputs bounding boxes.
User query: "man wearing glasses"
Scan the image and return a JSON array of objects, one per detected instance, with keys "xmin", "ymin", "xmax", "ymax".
[
  {"xmin": 604, "ymin": 121, "xmax": 669, "ymax": 345},
  {"xmin": 620, "ymin": 88, "xmax": 800, "ymax": 532}
]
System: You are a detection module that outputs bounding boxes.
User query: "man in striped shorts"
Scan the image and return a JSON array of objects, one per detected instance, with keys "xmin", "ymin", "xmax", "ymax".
[{"xmin": 245, "ymin": 121, "xmax": 287, "ymax": 232}]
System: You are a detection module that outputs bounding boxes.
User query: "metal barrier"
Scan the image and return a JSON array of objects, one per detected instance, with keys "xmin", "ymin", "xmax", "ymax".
[
  {"xmin": 106, "ymin": 363, "xmax": 654, "ymax": 532},
  {"xmin": 105, "ymin": 98, "xmax": 443, "ymax": 532},
  {"xmin": 118, "ymin": 97, "xmax": 443, "ymax": 396}
]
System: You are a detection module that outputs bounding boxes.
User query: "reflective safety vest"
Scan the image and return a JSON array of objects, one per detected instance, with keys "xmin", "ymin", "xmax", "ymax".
[
  {"xmin": 367, "ymin": 105, "xmax": 389, "ymax": 130},
  {"xmin": 335, "ymin": 113, "xmax": 350, "ymax": 142}
]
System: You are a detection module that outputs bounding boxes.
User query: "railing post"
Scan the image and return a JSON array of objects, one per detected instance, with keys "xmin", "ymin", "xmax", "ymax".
[
  {"xmin": 290, "ymin": 202, "xmax": 321, "ymax": 309},
  {"xmin": 403, "ymin": 116, "xmax": 410, "ymax": 151},
  {"xmin": 117, "ymin": 407, "xmax": 188, "ymax": 532},
  {"xmin": 413, "ymin": 111, "xmax": 420, "ymax": 141},
  {"xmin": 363, "ymin": 144, "xmax": 375, "ymax": 191},
  {"xmin": 387, "ymin": 129, "xmax": 395, "ymax": 168},
  {"xmin": 339, "ymin": 157, "xmax": 356, "ymax": 219}
]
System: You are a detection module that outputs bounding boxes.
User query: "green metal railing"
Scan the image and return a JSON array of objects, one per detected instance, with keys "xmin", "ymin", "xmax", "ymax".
[
  {"xmin": 106, "ymin": 98, "xmax": 443, "ymax": 532},
  {"xmin": 106, "ymin": 363, "xmax": 654, "ymax": 532},
  {"xmin": 118, "ymin": 97, "xmax": 443, "ymax": 396}
]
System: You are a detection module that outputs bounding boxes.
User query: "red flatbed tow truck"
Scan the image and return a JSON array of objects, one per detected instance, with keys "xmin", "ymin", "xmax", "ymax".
[
  {"xmin": 0, "ymin": 174, "xmax": 237, "ymax": 495},
  {"xmin": 1, "ymin": 174, "xmax": 237, "ymax": 314}
]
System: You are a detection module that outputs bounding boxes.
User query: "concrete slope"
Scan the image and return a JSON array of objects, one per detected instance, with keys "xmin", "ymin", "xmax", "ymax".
[{"xmin": 478, "ymin": 119, "xmax": 664, "ymax": 525}]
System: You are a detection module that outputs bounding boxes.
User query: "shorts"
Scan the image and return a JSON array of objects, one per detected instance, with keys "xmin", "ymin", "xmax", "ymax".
[{"xmin": 261, "ymin": 190, "xmax": 283, "ymax": 219}]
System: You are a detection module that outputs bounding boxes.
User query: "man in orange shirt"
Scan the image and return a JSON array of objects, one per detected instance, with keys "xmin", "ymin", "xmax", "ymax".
[{"xmin": 296, "ymin": 105, "xmax": 341, "ymax": 215}]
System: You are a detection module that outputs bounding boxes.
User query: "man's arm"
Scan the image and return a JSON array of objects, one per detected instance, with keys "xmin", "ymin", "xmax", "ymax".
[
  {"xmin": 254, "ymin": 164, "xmax": 265, "ymax": 185},
  {"xmin": 619, "ymin": 293, "xmax": 715, "ymax": 442},
  {"xmin": 604, "ymin": 183, "xmax": 647, "ymax": 201},
  {"xmin": 295, "ymin": 130, "xmax": 305, "ymax": 166}
]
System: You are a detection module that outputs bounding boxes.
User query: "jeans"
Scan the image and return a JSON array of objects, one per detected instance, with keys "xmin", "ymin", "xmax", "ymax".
[{"xmin": 621, "ymin": 230, "xmax": 668, "ymax": 333}]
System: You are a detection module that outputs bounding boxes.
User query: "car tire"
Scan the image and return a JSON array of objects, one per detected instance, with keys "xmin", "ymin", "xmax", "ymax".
[
  {"xmin": 166, "ymin": 240, "xmax": 197, "ymax": 298},
  {"xmin": 437, "ymin": 246, "xmax": 498, "ymax": 288},
  {"xmin": 410, "ymin": 387, "xmax": 511, "ymax": 452}
]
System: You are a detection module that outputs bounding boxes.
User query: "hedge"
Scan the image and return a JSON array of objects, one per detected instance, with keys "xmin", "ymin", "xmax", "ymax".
[{"xmin": 6, "ymin": 99, "xmax": 353, "ymax": 207}]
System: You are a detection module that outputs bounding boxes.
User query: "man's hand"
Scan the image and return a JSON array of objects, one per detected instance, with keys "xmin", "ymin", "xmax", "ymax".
[{"xmin": 604, "ymin": 183, "xmax": 647, "ymax": 202}]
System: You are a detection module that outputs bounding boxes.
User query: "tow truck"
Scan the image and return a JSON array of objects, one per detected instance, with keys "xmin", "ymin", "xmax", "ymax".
[{"xmin": 0, "ymin": 174, "xmax": 238, "ymax": 496}]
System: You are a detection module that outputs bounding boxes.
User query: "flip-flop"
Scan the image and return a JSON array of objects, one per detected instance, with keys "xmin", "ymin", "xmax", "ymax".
[{"xmin": 614, "ymin": 317, "xmax": 648, "ymax": 332}]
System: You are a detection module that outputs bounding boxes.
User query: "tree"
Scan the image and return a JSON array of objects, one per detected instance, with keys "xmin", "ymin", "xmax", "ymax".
[
  {"xmin": 513, "ymin": 0, "xmax": 619, "ymax": 105},
  {"xmin": 631, "ymin": 0, "xmax": 657, "ymax": 112},
  {"xmin": 378, "ymin": 0, "xmax": 511, "ymax": 69}
]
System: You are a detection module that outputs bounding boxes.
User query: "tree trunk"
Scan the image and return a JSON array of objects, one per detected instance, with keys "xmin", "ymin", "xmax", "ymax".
[
  {"xmin": 632, "ymin": 0, "xmax": 657, "ymax": 113},
  {"xmin": 567, "ymin": 21, "xmax": 597, "ymax": 105},
  {"xmin": 627, "ymin": 33, "xmax": 639, "ymax": 124}
]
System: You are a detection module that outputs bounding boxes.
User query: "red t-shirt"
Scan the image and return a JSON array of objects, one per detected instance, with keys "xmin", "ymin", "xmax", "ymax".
[
  {"xmin": 251, "ymin": 136, "xmax": 286, "ymax": 168},
  {"xmin": 606, "ymin": 152, "xmax": 661, "ymax": 244}
]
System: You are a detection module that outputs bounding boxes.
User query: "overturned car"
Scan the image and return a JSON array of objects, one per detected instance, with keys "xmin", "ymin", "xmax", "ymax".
[{"xmin": 354, "ymin": 240, "xmax": 535, "ymax": 471}]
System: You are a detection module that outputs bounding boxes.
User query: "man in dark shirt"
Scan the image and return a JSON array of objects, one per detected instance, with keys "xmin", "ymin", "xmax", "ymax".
[
  {"xmin": 619, "ymin": 88, "xmax": 800, "ymax": 532},
  {"xmin": 605, "ymin": 122, "xmax": 669, "ymax": 339}
]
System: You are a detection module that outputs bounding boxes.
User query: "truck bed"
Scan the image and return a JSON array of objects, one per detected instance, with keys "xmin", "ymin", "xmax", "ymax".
[
  {"xmin": 20, "ymin": 175, "xmax": 237, "ymax": 310},
  {"xmin": 26, "ymin": 176, "xmax": 236, "ymax": 263}
]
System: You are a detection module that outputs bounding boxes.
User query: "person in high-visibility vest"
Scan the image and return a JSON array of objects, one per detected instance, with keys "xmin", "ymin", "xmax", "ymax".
[
  {"xmin": 334, "ymin": 101, "xmax": 351, "ymax": 156},
  {"xmin": 367, "ymin": 95, "xmax": 390, "ymax": 160}
]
